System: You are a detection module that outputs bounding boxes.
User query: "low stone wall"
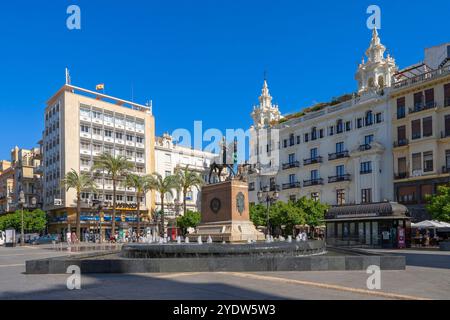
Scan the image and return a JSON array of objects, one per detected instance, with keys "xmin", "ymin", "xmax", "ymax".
[{"xmin": 439, "ymin": 241, "xmax": 450, "ymax": 251}]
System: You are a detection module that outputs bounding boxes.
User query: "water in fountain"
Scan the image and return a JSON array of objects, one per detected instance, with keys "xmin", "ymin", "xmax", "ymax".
[
  {"xmin": 207, "ymin": 236, "xmax": 213, "ymax": 244},
  {"xmin": 185, "ymin": 237, "xmax": 190, "ymax": 244},
  {"xmin": 287, "ymin": 235, "xmax": 292, "ymax": 243},
  {"xmin": 197, "ymin": 236, "xmax": 203, "ymax": 244},
  {"xmin": 177, "ymin": 236, "xmax": 182, "ymax": 244}
]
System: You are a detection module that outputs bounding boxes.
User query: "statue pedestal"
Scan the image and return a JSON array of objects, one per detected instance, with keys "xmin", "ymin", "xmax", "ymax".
[{"xmin": 193, "ymin": 179, "xmax": 265, "ymax": 243}]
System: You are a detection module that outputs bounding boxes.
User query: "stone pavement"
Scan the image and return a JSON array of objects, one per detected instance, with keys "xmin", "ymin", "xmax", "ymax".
[{"xmin": 0, "ymin": 245, "xmax": 449, "ymax": 300}]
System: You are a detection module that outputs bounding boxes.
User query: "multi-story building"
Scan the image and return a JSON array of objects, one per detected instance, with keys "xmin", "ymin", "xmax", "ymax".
[
  {"xmin": 249, "ymin": 29, "xmax": 397, "ymax": 206},
  {"xmin": 43, "ymin": 82, "xmax": 155, "ymax": 238},
  {"xmin": 154, "ymin": 133, "xmax": 217, "ymax": 218},
  {"xmin": 0, "ymin": 146, "xmax": 42, "ymax": 214},
  {"xmin": 391, "ymin": 43, "xmax": 450, "ymax": 221}
]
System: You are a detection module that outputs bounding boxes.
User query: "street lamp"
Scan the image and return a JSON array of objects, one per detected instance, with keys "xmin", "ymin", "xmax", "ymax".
[
  {"xmin": 257, "ymin": 185, "xmax": 279, "ymax": 237},
  {"xmin": 19, "ymin": 191, "xmax": 25, "ymax": 246}
]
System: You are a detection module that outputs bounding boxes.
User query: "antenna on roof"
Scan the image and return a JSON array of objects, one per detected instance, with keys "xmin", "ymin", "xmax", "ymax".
[{"xmin": 65, "ymin": 68, "xmax": 71, "ymax": 85}]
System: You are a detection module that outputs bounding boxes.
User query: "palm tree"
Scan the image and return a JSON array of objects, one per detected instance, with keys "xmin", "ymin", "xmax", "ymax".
[
  {"xmin": 93, "ymin": 153, "xmax": 133, "ymax": 235},
  {"xmin": 149, "ymin": 173, "xmax": 179, "ymax": 236},
  {"xmin": 125, "ymin": 173, "xmax": 151, "ymax": 236},
  {"xmin": 175, "ymin": 165, "xmax": 204, "ymax": 215},
  {"xmin": 61, "ymin": 169, "xmax": 97, "ymax": 240}
]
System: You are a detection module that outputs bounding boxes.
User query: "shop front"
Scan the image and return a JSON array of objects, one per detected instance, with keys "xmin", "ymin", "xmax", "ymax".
[{"xmin": 325, "ymin": 202, "xmax": 411, "ymax": 248}]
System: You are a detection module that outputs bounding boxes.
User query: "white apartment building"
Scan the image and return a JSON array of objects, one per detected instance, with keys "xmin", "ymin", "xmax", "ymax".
[
  {"xmin": 154, "ymin": 133, "xmax": 217, "ymax": 217},
  {"xmin": 43, "ymin": 82, "xmax": 155, "ymax": 236},
  {"xmin": 248, "ymin": 29, "xmax": 397, "ymax": 206}
]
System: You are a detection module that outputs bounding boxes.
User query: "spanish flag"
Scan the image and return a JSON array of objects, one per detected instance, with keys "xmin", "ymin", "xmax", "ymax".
[{"xmin": 96, "ymin": 83, "xmax": 105, "ymax": 91}]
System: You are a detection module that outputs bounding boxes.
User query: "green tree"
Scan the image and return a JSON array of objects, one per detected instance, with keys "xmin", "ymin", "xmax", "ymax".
[
  {"xmin": 249, "ymin": 203, "xmax": 268, "ymax": 228},
  {"xmin": 148, "ymin": 173, "xmax": 179, "ymax": 236},
  {"xmin": 93, "ymin": 153, "xmax": 133, "ymax": 235},
  {"xmin": 125, "ymin": 173, "xmax": 152, "ymax": 235},
  {"xmin": 0, "ymin": 209, "xmax": 46, "ymax": 233},
  {"xmin": 61, "ymin": 169, "xmax": 97, "ymax": 239},
  {"xmin": 175, "ymin": 165, "xmax": 204, "ymax": 215},
  {"xmin": 270, "ymin": 201, "xmax": 306, "ymax": 236},
  {"xmin": 426, "ymin": 185, "xmax": 450, "ymax": 222},
  {"xmin": 294, "ymin": 197, "xmax": 328, "ymax": 227},
  {"xmin": 176, "ymin": 210, "xmax": 201, "ymax": 236}
]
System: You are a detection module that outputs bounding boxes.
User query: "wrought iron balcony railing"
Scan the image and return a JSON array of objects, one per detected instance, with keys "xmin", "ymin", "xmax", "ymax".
[
  {"xmin": 328, "ymin": 174, "xmax": 351, "ymax": 183},
  {"xmin": 303, "ymin": 178, "xmax": 324, "ymax": 187},
  {"xmin": 328, "ymin": 150, "xmax": 350, "ymax": 161},
  {"xmin": 393, "ymin": 139, "xmax": 409, "ymax": 148},
  {"xmin": 408, "ymin": 101, "xmax": 437, "ymax": 114},
  {"xmin": 282, "ymin": 161, "xmax": 300, "ymax": 170},
  {"xmin": 394, "ymin": 172, "xmax": 409, "ymax": 180},
  {"xmin": 359, "ymin": 144, "xmax": 372, "ymax": 152},
  {"xmin": 303, "ymin": 156, "xmax": 323, "ymax": 166},
  {"xmin": 282, "ymin": 182, "xmax": 301, "ymax": 190}
]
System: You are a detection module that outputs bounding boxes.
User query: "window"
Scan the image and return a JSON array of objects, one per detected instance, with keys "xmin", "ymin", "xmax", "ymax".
[
  {"xmin": 136, "ymin": 136, "xmax": 144, "ymax": 143},
  {"xmin": 336, "ymin": 142, "xmax": 344, "ymax": 153},
  {"xmin": 336, "ymin": 189, "xmax": 345, "ymax": 205},
  {"xmin": 116, "ymin": 195, "xmax": 123, "ymax": 201},
  {"xmin": 445, "ymin": 115, "xmax": 450, "ymax": 137},
  {"xmin": 361, "ymin": 189, "xmax": 372, "ymax": 204},
  {"xmin": 105, "ymin": 194, "xmax": 112, "ymax": 201},
  {"xmin": 136, "ymin": 152, "xmax": 144, "ymax": 159},
  {"xmin": 336, "ymin": 120, "xmax": 343, "ymax": 134},
  {"xmin": 92, "ymin": 111, "xmax": 102, "ymax": 119},
  {"xmin": 425, "ymin": 89, "xmax": 435, "ymax": 108},
  {"xmin": 126, "ymin": 150, "xmax": 134, "ymax": 157},
  {"xmin": 81, "ymin": 142, "xmax": 90, "ymax": 150},
  {"xmin": 398, "ymin": 157, "xmax": 407, "ymax": 175},
  {"xmin": 397, "ymin": 97, "xmax": 406, "ymax": 119},
  {"xmin": 165, "ymin": 170, "xmax": 171, "ymax": 177},
  {"xmin": 311, "ymin": 169, "xmax": 319, "ymax": 180},
  {"xmin": 446, "ymin": 150, "xmax": 450, "ymax": 170},
  {"xmin": 127, "ymin": 196, "xmax": 134, "ymax": 202},
  {"xmin": 328, "ymin": 126, "xmax": 334, "ymax": 136},
  {"xmin": 310, "ymin": 148, "xmax": 318, "ymax": 159},
  {"xmin": 104, "ymin": 113, "xmax": 113, "ymax": 123},
  {"xmin": 288, "ymin": 174, "xmax": 296, "ymax": 186},
  {"xmin": 311, "ymin": 192, "xmax": 320, "ymax": 202},
  {"xmin": 445, "ymin": 83, "xmax": 450, "ymax": 107},
  {"xmin": 360, "ymin": 161, "xmax": 372, "ymax": 174},
  {"xmin": 345, "ymin": 121, "xmax": 351, "ymax": 131},
  {"xmin": 288, "ymin": 153, "xmax": 295, "ymax": 164},
  {"xmin": 93, "ymin": 127, "xmax": 102, "ymax": 135},
  {"xmin": 414, "ymin": 92, "xmax": 424, "ymax": 110},
  {"xmin": 81, "ymin": 159, "xmax": 90, "ymax": 166},
  {"xmin": 365, "ymin": 111, "xmax": 373, "ymax": 126},
  {"xmin": 397, "ymin": 125, "xmax": 406, "ymax": 142},
  {"xmin": 136, "ymin": 167, "xmax": 144, "ymax": 173},
  {"xmin": 289, "ymin": 195, "xmax": 297, "ymax": 202},
  {"xmin": 319, "ymin": 129, "xmax": 324, "ymax": 138},
  {"xmin": 412, "ymin": 153, "xmax": 422, "ymax": 172},
  {"xmin": 296, "ymin": 135, "xmax": 301, "ymax": 144},
  {"xmin": 289, "ymin": 134, "xmax": 295, "ymax": 146},
  {"xmin": 336, "ymin": 165, "xmax": 345, "ymax": 177},
  {"xmin": 304, "ymin": 133, "xmax": 309, "ymax": 142},
  {"xmin": 93, "ymin": 144, "xmax": 102, "ymax": 152},
  {"xmin": 311, "ymin": 128, "xmax": 317, "ymax": 140},
  {"xmin": 116, "ymin": 132, "xmax": 123, "ymax": 139},
  {"xmin": 80, "ymin": 108, "xmax": 91, "ymax": 118},
  {"xmin": 364, "ymin": 134, "xmax": 374, "ymax": 145},
  {"xmin": 357, "ymin": 118, "xmax": 363, "ymax": 128},
  {"xmin": 283, "ymin": 139, "xmax": 288, "ymax": 148},
  {"xmin": 81, "ymin": 125, "xmax": 90, "ymax": 133},
  {"xmin": 376, "ymin": 112, "xmax": 383, "ymax": 123},
  {"xmin": 104, "ymin": 130, "xmax": 112, "ymax": 137},
  {"xmin": 423, "ymin": 151, "xmax": 433, "ymax": 172},
  {"xmin": 423, "ymin": 116, "xmax": 433, "ymax": 137},
  {"xmin": 411, "ymin": 119, "xmax": 421, "ymax": 140}
]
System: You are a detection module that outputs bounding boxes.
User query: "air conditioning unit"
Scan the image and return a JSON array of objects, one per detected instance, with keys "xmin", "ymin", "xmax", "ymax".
[
  {"xmin": 412, "ymin": 170, "xmax": 423, "ymax": 177},
  {"xmin": 54, "ymin": 199, "xmax": 63, "ymax": 206}
]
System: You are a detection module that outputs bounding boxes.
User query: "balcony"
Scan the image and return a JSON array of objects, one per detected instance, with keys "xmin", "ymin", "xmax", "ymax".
[
  {"xmin": 328, "ymin": 151, "xmax": 350, "ymax": 161},
  {"xmin": 394, "ymin": 172, "xmax": 409, "ymax": 180},
  {"xmin": 359, "ymin": 144, "xmax": 372, "ymax": 152},
  {"xmin": 393, "ymin": 139, "xmax": 409, "ymax": 148},
  {"xmin": 303, "ymin": 178, "xmax": 324, "ymax": 187},
  {"xmin": 282, "ymin": 182, "xmax": 301, "ymax": 190},
  {"xmin": 408, "ymin": 101, "xmax": 437, "ymax": 114},
  {"xmin": 270, "ymin": 184, "xmax": 280, "ymax": 191},
  {"xmin": 445, "ymin": 98, "xmax": 450, "ymax": 108},
  {"xmin": 248, "ymin": 184, "xmax": 255, "ymax": 192},
  {"xmin": 328, "ymin": 174, "xmax": 351, "ymax": 183},
  {"xmin": 360, "ymin": 169, "xmax": 372, "ymax": 175},
  {"xmin": 303, "ymin": 156, "xmax": 323, "ymax": 166},
  {"xmin": 443, "ymin": 166, "xmax": 450, "ymax": 174},
  {"xmin": 282, "ymin": 161, "xmax": 300, "ymax": 170}
]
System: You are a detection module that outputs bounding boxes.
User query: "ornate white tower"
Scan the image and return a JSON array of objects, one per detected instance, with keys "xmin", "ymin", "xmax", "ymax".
[
  {"xmin": 251, "ymin": 80, "xmax": 281, "ymax": 129},
  {"xmin": 355, "ymin": 28, "xmax": 397, "ymax": 93}
]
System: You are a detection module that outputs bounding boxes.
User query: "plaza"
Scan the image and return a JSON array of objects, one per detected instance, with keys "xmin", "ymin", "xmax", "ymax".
[{"xmin": 0, "ymin": 245, "xmax": 448, "ymax": 300}]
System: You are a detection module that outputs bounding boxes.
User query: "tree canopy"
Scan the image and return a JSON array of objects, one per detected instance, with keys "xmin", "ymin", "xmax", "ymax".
[
  {"xmin": 0, "ymin": 209, "xmax": 47, "ymax": 233},
  {"xmin": 176, "ymin": 210, "xmax": 201, "ymax": 236},
  {"xmin": 426, "ymin": 185, "xmax": 450, "ymax": 222}
]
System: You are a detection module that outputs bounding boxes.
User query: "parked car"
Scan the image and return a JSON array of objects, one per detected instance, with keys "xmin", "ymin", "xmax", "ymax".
[
  {"xmin": 32, "ymin": 235, "xmax": 60, "ymax": 245},
  {"xmin": 0, "ymin": 231, "xmax": 5, "ymax": 246}
]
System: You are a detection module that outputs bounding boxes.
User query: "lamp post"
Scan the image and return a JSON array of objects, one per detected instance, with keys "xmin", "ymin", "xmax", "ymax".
[
  {"xmin": 257, "ymin": 185, "xmax": 279, "ymax": 237},
  {"xmin": 19, "ymin": 191, "xmax": 25, "ymax": 246}
]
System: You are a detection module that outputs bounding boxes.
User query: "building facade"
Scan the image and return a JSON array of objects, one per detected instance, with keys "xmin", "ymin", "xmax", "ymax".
[
  {"xmin": 154, "ymin": 133, "xmax": 217, "ymax": 218},
  {"xmin": 0, "ymin": 147, "xmax": 42, "ymax": 215},
  {"xmin": 43, "ymin": 83, "xmax": 155, "ymax": 238},
  {"xmin": 391, "ymin": 43, "xmax": 450, "ymax": 221},
  {"xmin": 249, "ymin": 29, "xmax": 397, "ymax": 208}
]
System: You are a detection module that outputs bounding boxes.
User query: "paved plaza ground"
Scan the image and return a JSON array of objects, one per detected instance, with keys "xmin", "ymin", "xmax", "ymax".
[{"xmin": 0, "ymin": 245, "xmax": 449, "ymax": 300}]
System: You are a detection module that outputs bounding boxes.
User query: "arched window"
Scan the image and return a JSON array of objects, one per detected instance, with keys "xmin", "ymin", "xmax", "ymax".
[
  {"xmin": 365, "ymin": 111, "xmax": 373, "ymax": 126},
  {"xmin": 368, "ymin": 78, "xmax": 375, "ymax": 88}
]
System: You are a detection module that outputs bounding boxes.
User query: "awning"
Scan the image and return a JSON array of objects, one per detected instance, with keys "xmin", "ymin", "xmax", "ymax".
[
  {"xmin": 411, "ymin": 220, "xmax": 450, "ymax": 229},
  {"xmin": 325, "ymin": 202, "xmax": 409, "ymax": 221}
]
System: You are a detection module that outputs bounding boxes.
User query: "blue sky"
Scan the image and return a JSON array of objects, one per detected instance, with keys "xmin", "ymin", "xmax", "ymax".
[{"xmin": 0, "ymin": 0, "xmax": 449, "ymax": 159}]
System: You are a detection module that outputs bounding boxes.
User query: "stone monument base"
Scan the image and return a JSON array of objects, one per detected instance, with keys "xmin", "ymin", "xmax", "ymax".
[{"xmin": 193, "ymin": 220, "xmax": 265, "ymax": 243}]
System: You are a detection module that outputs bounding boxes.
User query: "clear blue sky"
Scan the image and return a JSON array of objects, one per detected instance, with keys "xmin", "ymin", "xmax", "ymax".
[{"xmin": 0, "ymin": 0, "xmax": 449, "ymax": 159}]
